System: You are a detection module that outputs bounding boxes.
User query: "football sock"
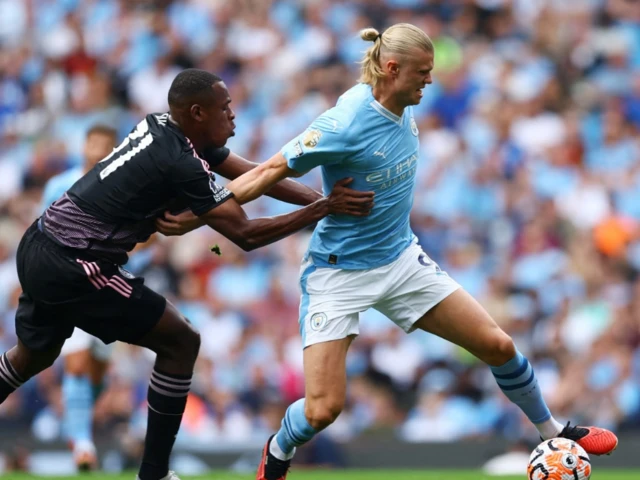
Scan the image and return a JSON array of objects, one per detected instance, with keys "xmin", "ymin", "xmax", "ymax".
[
  {"xmin": 270, "ymin": 434, "xmax": 296, "ymax": 461},
  {"xmin": 0, "ymin": 352, "xmax": 24, "ymax": 403},
  {"xmin": 62, "ymin": 374, "xmax": 94, "ymax": 443},
  {"xmin": 271, "ymin": 399, "xmax": 317, "ymax": 460},
  {"xmin": 138, "ymin": 368, "xmax": 191, "ymax": 480},
  {"xmin": 491, "ymin": 350, "xmax": 563, "ymax": 438}
]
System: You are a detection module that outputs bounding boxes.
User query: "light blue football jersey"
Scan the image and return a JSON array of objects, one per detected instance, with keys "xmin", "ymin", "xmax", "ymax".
[
  {"xmin": 282, "ymin": 83, "xmax": 420, "ymax": 269},
  {"xmin": 40, "ymin": 167, "xmax": 83, "ymax": 213}
]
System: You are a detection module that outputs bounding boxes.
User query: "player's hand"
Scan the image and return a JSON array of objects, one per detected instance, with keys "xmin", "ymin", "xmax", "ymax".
[
  {"xmin": 155, "ymin": 210, "xmax": 204, "ymax": 236},
  {"xmin": 327, "ymin": 178, "xmax": 374, "ymax": 217}
]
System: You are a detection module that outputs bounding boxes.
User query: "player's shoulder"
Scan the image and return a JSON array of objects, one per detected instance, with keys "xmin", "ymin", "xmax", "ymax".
[
  {"xmin": 332, "ymin": 83, "xmax": 373, "ymax": 124},
  {"xmin": 311, "ymin": 84, "xmax": 373, "ymax": 140},
  {"xmin": 143, "ymin": 113, "xmax": 192, "ymax": 162}
]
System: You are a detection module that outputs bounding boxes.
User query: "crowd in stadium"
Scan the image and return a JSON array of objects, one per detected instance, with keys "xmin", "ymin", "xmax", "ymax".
[{"xmin": 0, "ymin": 0, "xmax": 639, "ymax": 462}]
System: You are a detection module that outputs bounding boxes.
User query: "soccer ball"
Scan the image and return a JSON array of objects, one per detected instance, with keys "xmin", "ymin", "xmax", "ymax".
[{"xmin": 527, "ymin": 438, "xmax": 591, "ymax": 480}]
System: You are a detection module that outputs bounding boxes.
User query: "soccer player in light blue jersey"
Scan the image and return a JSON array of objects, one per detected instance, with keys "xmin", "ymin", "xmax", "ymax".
[
  {"xmin": 223, "ymin": 23, "xmax": 618, "ymax": 480},
  {"xmin": 40, "ymin": 125, "xmax": 118, "ymax": 471}
]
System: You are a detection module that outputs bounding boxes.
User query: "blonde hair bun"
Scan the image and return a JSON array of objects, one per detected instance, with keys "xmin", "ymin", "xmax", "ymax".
[{"xmin": 360, "ymin": 28, "xmax": 380, "ymax": 42}]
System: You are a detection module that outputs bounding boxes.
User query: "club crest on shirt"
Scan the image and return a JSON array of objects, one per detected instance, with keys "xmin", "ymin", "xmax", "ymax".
[
  {"xmin": 410, "ymin": 117, "xmax": 419, "ymax": 136},
  {"xmin": 310, "ymin": 312, "xmax": 328, "ymax": 331},
  {"xmin": 303, "ymin": 129, "xmax": 322, "ymax": 148}
]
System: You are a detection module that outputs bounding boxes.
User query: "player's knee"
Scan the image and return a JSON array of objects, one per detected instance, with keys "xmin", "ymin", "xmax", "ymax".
[
  {"xmin": 13, "ymin": 341, "xmax": 63, "ymax": 380},
  {"xmin": 305, "ymin": 397, "xmax": 344, "ymax": 431},
  {"xmin": 484, "ymin": 331, "xmax": 516, "ymax": 367},
  {"xmin": 173, "ymin": 320, "xmax": 200, "ymax": 366}
]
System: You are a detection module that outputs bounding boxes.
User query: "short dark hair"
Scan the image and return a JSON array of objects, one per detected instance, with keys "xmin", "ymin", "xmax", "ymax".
[
  {"xmin": 168, "ymin": 69, "xmax": 222, "ymax": 108},
  {"xmin": 86, "ymin": 124, "xmax": 117, "ymax": 140}
]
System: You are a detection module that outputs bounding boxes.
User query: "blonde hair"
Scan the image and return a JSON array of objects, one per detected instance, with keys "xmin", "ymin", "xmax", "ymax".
[{"xmin": 359, "ymin": 23, "xmax": 434, "ymax": 87}]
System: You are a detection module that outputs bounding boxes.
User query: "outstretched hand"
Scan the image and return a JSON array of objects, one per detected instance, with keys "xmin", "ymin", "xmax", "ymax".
[
  {"xmin": 155, "ymin": 210, "xmax": 204, "ymax": 236},
  {"xmin": 326, "ymin": 178, "xmax": 375, "ymax": 217}
]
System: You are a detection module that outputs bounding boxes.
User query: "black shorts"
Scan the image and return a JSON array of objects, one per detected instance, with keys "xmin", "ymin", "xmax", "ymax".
[{"xmin": 15, "ymin": 220, "xmax": 166, "ymax": 351}]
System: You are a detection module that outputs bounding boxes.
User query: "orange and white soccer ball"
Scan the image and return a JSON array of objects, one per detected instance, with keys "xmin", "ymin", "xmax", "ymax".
[{"xmin": 527, "ymin": 438, "xmax": 592, "ymax": 480}]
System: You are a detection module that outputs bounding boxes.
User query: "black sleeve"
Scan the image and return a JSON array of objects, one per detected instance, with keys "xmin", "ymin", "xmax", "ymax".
[
  {"xmin": 199, "ymin": 146, "xmax": 231, "ymax": 168},
  {"xmin": 170, "ymin": 153, "xmax": 234, "ymax": 216}
]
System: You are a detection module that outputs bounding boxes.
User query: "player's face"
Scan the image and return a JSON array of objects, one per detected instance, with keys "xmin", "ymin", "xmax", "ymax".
[
  {"xmin": 396, "ymin": 49, "xmax": 434, "ymax": 107},
  {"xmin": 83, "ymin": 132, "xmax": 117, "ymax": 168},
  {"xmin": 204, "ymin": 81, "xmax": 236, "ymax": 148}
]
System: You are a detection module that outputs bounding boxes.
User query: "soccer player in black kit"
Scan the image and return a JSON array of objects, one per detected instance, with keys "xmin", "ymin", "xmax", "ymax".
[{"xmin": 0, "ymin": 69, "xmax": 374, "ymax": 480}]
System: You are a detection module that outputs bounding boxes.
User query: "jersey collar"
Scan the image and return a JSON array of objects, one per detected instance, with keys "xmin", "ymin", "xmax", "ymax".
[{"xmin": 370, "ymin": 99, "xmax": 403, "ymax": 125}]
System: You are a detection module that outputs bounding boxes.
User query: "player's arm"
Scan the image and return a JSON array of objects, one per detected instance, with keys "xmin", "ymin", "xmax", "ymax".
[
  {"xmin": 225, "ymin": 152, "xmax": 302, "ymax": 205},
  {"xmin": 155, "ymin": 152, "xmax": 296, "ymax": 236},
  {"xmin": 157, "ymin": 152, "xmax": 372, "ymax": 238},
  {"xmin": 156, "ymin": 176, "xmax": 372, "ymax": 237},
  {"xmin": 154, "ymin": 152, "xmax": 301, "ymax": 236},
  {"xmin": 157, "ymin": 147, "xmax": 366, "ymax": 236},
  {"xmin": 198, "ymin": 178, "xmax": 370, "ymax": 251},
  {"xmin": 226, "ymin": 115, "xmax": 355, "ymax": 205},
  {"xmin": 212, "ymin": 151, "xmax": 322, "ymax": 206}
]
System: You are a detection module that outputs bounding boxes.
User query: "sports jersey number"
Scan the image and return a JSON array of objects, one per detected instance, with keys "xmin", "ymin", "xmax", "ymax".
[{"xmin": 99, "ymin": 119, "xmax": 153, "ymax": 180}]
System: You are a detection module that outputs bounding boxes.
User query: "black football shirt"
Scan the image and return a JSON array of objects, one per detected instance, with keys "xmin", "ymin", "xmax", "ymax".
[{"xmin": 43, "ymin": 113, "xmax": 233, "ymax": 264}]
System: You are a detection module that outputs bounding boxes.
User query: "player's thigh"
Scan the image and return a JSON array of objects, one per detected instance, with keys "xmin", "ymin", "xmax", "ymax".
[
  {"xmin": 15, "ymin": 291, "xmax": 74, "ymax": 353},
  {"xmin": 412, "ymin": 289, "xmax": 515, "ymax": 365},
  {"xmin": 14, "ymin": 225, "xmax": 78, "ymax": 352},
  {"xmin": 374, "ymin": 244, "xmax": 460, "ymax": 333},
  {"xmin": 304, "ymin": 335, "xmax": 354, "ymax": 417},
  {"xmin": 132, "ymin": 300, "xmax": 200, "ymax": 364},
  {"xmin": 67, "ymin": 261, "xmax": 167, "ymax": 347},
  {"xmin": 299, "ymin": 261, "xmax": 376, "ymax": 348}
]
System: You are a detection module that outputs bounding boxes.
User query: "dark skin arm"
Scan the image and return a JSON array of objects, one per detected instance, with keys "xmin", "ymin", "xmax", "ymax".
[
  {"xmin": 193, "ymin": 178, "xmax": 373, "ymax": 251},
  {"xmin": 213, "ymin": 151, "xmax": 322, "ymax": 206},
  {"xmin": 155, "ymin": 151, "xmax": 323, "ymax": 235}
]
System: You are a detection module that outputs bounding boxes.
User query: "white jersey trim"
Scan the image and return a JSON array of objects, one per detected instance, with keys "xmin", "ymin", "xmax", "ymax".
[{"xmin": 370, "ymin": 100, "xmax": 403, "ymax": 125}]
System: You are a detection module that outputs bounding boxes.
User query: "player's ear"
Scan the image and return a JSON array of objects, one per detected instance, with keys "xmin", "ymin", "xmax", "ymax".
[
  {"xmin": 190, "ymin": 104, "xmax": 204, "ymax": 121},
  {"xmin": 387, "ymin": 59, "xmax": 400, "ymax": 78}
]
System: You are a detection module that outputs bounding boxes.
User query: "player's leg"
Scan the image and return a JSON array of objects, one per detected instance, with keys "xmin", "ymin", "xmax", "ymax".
[
  {"xmin": 75, "ymin": 291, "xmax": 196, "ymax": 480},
  {"xmin": 60, "ymin": 330, "xmax": 106, "ymax": 471},
  {"xmin": 2, "ymin": 223, "xmax": 73, "ymax": 404},
  {"xmin": 412, "ymin": 289, "xmax": 566, "ymax": 436},
  {"xmin": 381, "ymin": 244, "xmax": 617, "ymax": 455},
  {"xmin": 66, "ymin": 257, "xmax": 197, "ymax": 480},
  {"xmin": 130, "ymin": 301, "xmax": 199, "ymax": 480},
  {"xmin": 258, "ymin": 260, "xmax": 369, "ymax": 480},
  {"xmin": 2, "ymin": 290, "xmax": 72, "ymax": 404},
  {"xmin": 413, "ymin": 289, "xmax": 617, "ymax": 454},
  {"xmin": 258, "ymin": 336, "xmax": 353, "ymax": 480},
  {"xmin": 0, "ymin": 338, "xmax": 64, "ymax": 404}
]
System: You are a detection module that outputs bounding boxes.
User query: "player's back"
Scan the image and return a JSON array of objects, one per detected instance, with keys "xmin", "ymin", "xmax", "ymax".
[
  {"xmin": 284, "ymin": 83, "xmax": 420, "ymax": 270},
  {"xmin": 42, "ymin": 113, "xmax": 231, "ymax": 265}
]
